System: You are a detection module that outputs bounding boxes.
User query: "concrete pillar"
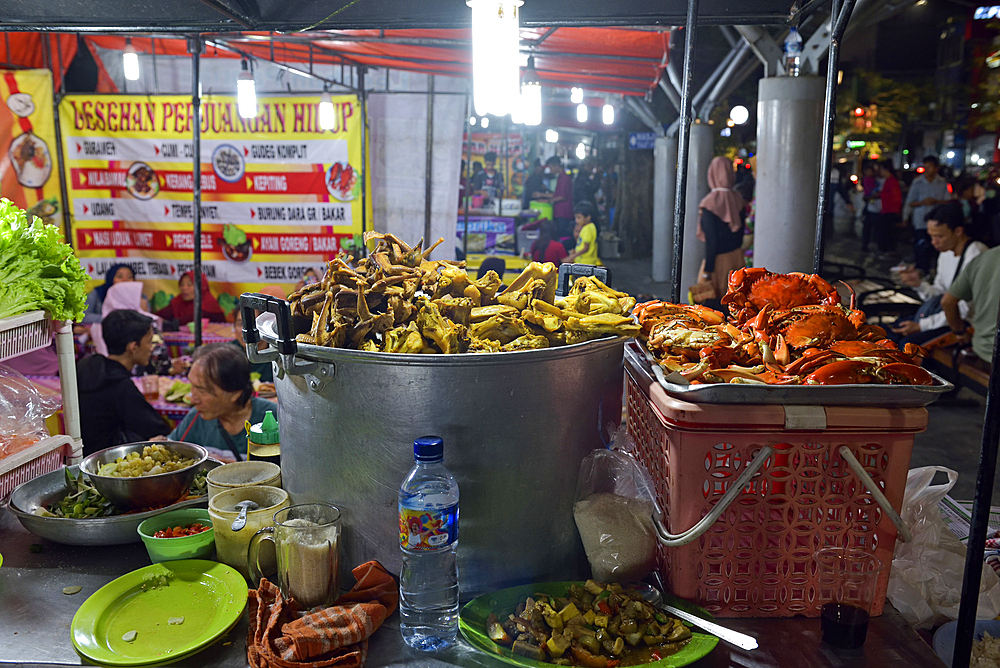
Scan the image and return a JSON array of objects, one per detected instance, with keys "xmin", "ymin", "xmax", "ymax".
[
  {"xmin": 754, "ymin": 76, "xmax": 825, "ymax": 273},
  {"xmin": 680, "ymin": 122, "xmax": 715, "ymax": 300},
  {"xmin": 652, "ymin": 135, "xmax": 677, "ymax": 283}
]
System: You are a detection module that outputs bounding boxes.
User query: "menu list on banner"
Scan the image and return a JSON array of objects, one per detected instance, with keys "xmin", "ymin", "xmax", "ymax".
[{"xmin": 59, "ymin": 93, "xmax": 369, "ymax": 318}]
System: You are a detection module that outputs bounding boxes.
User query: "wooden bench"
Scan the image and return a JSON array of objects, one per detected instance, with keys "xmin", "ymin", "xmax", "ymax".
[{"xmin": 922, "ymin": 332, "xmax": 992, "ymax": 397}]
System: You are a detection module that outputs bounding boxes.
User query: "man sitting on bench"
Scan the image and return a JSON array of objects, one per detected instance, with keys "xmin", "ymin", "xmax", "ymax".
[{"xmin": 942, "ymin": 243, "xmax": 1000, "ymax": 370}]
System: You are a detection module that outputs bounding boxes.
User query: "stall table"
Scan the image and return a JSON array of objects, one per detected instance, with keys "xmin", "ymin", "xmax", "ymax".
[
  {"xmin": 0, "ymin": 508, "xmax": 946, "ymax": 668},
  {"xmin": 161, "ymin": 323, "xmax": 234, "ymax": 357},
  {"xmin": 26, "ymin": 375, "xmax": 191, "ymax": 423}
]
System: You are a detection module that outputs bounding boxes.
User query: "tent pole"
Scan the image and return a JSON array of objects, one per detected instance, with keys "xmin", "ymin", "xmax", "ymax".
[
  {"xmin": 669, "ymin": 0, "xmax": 699, "ymax": 304},
  {"xmin": 189, "ymin": 35, "xmax": 203, "ymax": 347},
  {"xmin": 463, "ymin": 93, "xmax": 473, "ymax": 261},
  {"xmin": 424, "ymin": 75, "xmax": 435, "ymax": 247},
  {"xmin": 359, "ymin": 66, "xmax": 368, "ymax": 253},
  {"xmin": 50, "ymin": 36, "xmax": 73, "ymax": 248}
]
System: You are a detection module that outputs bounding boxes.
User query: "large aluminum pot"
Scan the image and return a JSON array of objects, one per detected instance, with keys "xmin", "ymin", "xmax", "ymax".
[{"xmin": 243, "ymin": 295, "xmax": 625, "ymax": 598}]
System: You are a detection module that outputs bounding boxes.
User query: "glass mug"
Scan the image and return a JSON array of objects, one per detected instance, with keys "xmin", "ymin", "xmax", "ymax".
[{"xmin": 248, "ymin": 503, "xmax": 342, "ymax": 609}]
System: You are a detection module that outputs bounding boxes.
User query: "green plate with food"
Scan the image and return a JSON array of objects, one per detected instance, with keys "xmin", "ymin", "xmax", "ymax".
[
  {"xmin": 460, "ymin": 580, "xmax": 719, "ymax": 668},
  {"xmin": 71, "ymin": 559, "xmax": 247, "ymax": 666}
]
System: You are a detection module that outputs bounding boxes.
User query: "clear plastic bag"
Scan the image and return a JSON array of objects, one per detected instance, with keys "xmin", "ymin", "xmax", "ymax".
[
  {"xmin": 573, "ymin": 425, "xmax": 660, "ymax": 582},
  {"xmin": 0, "ymin": 363, "xmax": 60, "ymax": 458}
]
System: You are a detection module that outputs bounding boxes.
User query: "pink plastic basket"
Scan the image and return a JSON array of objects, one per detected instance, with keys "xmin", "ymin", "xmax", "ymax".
[
  {"xmin": 624, "ymin": 354, "xmax": 926, "ymax": 618},
  {"xmin": 0, "ymin": 436, "xmax": 74, "ymax": 501}
]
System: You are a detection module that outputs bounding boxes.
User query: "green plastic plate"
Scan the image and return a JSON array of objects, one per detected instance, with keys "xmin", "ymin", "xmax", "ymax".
[
  {"xmin": 460, "ymin": 581, "xmax": 719, "ymax": 668},
  {"xmin": 71, "ymin": 559, "xmax": 248, "ymax": 666}
]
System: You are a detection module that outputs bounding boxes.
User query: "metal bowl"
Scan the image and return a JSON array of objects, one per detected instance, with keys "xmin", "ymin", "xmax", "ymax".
[
  {"xmin": 7, "ymin": 460, "xmax": 221, "ymax": 545},
  {"xmin": 79, "ymin": 441, "xmax": 208, "ymax": 510}
]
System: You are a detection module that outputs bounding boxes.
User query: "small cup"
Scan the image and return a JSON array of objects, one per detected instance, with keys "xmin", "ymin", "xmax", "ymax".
[
  {"xmin": 248, "ymin": 503, "xmax": 341, "ymax": 609},
  {"xmin": 140, "ymin": 375, "xmax": 160, "ymax": 401},
  {"xmin": 816, "ymin": 547, "xmax": 885, "ymax": 650},
  {"xmin": 206, "ymin": 461, "xmax": 282, "ymax": 502}
]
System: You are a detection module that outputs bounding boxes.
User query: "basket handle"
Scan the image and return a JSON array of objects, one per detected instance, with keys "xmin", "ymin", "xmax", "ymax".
[
  {"xmin": 652, "ymin": 445, "xmax": 774, "ymax": 547},
  {"xmin": 837, "ymin": 445, "xmax": 912, "ymax": 543}
]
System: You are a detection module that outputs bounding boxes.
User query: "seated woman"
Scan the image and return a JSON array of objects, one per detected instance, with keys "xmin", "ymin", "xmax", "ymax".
[
  {"xmin": 83, "ymin": 263, "xmax": 136, "ymax": 325},
  {"xmin": 156, "ymin": 271, "xmax": 226, "ymax": 325},
  {"xmin": 90, "ymin": 281, "xmax": 162, "ymax": 357},
  {"xmin": 167, "ymin": 343, "xmax": 276, "ymax": 460},
  {"xmin": 528, "ymin": 219, "xmax": 568, "ymax": 265}
]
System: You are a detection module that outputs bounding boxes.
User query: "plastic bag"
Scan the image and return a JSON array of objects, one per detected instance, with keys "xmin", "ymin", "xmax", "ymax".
[
  {"xmin": 573, "ymin": 425, "xmax": 660, "ymax": 582},
  {"xmin": 0, "ymin": 363, "xmax": 59, "ymax": 459},
  {"xmin": 886, "ymin": 466, "xmax": 1000, "ymax": 629}
]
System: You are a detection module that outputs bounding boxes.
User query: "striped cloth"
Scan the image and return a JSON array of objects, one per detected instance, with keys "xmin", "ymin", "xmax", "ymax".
[{"xmin": 248, "ymin": 561, "xmax": 399, "ymax": 668}]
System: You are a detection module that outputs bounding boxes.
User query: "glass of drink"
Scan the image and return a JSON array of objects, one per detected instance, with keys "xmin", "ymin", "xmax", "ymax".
[
  {"xmin": 140, "ymin": 374, "xmax": 160, "ymax": 401},
  {"xmin": 248, "ymin": 503, "xmax": 341, "ymax": 609},
  {"xmin": 816, "ymin": 547, "xmax": 885, "ymax": 650}
]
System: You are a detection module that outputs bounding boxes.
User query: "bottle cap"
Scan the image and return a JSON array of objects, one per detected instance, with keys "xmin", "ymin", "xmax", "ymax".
[
  {"xmin": 248, "ymin": 410, "xmax": 280, "ymax": 445},
  {"xmin": 413, "ymin": 436, "xmax": 444, "ymax": 461}
]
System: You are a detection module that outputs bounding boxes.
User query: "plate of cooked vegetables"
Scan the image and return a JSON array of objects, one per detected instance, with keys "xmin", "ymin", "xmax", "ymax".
[{"xmin": 460, "ymin": 580, "xmax": 719, "ymax": 668}]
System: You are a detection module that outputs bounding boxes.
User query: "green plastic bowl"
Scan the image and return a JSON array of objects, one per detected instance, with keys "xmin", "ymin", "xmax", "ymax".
[{"xmin": 137, "ymin": 509, "xmax": 215, "ymax": 563}]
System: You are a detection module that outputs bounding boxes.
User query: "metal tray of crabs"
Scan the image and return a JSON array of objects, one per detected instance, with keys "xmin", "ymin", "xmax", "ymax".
[{"xmin": 631, "ymin": 268, "xmax": 953, "ymax": 407}]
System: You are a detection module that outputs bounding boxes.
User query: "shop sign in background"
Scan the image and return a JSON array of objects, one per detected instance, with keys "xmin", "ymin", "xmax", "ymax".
[
  {"xmin": 0, "ymin": 69, "xmax": 62, "ymax": 230},
  {"xmin": 59, "ymin": 93, "xmax": 369, "ymax": 316}
]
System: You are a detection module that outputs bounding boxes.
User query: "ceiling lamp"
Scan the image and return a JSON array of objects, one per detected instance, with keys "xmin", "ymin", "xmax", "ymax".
[
  {"xmin": 602, "ymin": 103, "xmax": 614, "ymax": 125},
  {"xmin": 545, "ymin": 129, "xmax": 559, "ymax": 143},
  {"xmin": 520, "ymin": 56, "xmax": 542, "ymax": 126},
  {"xmin": 576, "ymin": 103, "xmax": 588, "ymax": 123},
  {"xmin": 318, "ymin": 91, "xmax": 335, "ymax": 130},
  {"xmin": 468, "ymin": 0, "xmax": 523, "ymax": 116},
  {"xmin": 730, "ymin": 104, "xmax": 749, "ymax": 125},
  {"xmin": 237, "ymin": 59, "xmax": 257, "ymax": 119},
  {"xmin": 122, "ymin": 38, "xmax": 140, "ymax": 81},
  {"xmin": 571, "ymin": 87, "xmax": 584, "ymax": 104},
  {"xmin": 576, "ymin": 143, "xmax": 587, "ymax": 160},
  {"xmin": 470, "ymin": 116, "xmax": 478, "ymax": 126},
  {"xmin": 481, "ymin": 116, "xmax": 490, "ymax": 129}
]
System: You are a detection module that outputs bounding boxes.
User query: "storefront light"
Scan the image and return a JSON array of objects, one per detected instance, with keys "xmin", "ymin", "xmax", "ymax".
[
  {"xmin": 520, "ymin": 56, "xmax": 542, "ymax": 126},
  {"xmin": 571, "ymin": 87, "xmax": 584, "ymax": 104},
  {"xmin": 318, "ymin": 91, "xmax": 336, "ymax": 130},
  {"xmin": 577, "ymin": 104, "xmax": 588, "ymax": 123},
  {"xmin": 602, "ymin": 103, "xmax": 614, "ymax": 125},
  {"xmin": 237, "ymin": 60, "xmax": 257, "ymax": 119},
  {"xmin": 946, "ymin": 150, "xmax": 956, "ymax": 159},
  {"xmin": 730, "ymin": 105, "xmax": 749, "ymax": 125},
  {"xmin": 468, "ymin": 0, "xmax": 523, "ymax": 117},
  {"xmin": 575, "ymin": 143, "xmax": 587, "ymax": 160},
  {"xmin": 481, "ymin": 116, "xmax": 490, "ymax": 129},
  {"xmin": 470, "ymin": 116, "xmax": 477, "ymax": 126},
  {"xmin": 545, "ymin": 129, "xmax": 559, "ymax": 143},
  {"xmin": 123, "ymin": 39, "xmax": 140, "ymax": 81}
]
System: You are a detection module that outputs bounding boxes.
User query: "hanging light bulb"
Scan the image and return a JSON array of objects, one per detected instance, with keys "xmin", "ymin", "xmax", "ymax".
[
  {"xmin": 576, "ymin": 103, "xmax": 588, "ymax": 123},
  {"xmin": 570, "ymin": 87, "xmax": 583, "ymax": 104},
  {"xmin": 123, "ymin": 38, "xmax": 140, "ymax": 81},
  {"xmin": 602, "ymin": 103, "xmax": 614, "ymax": 125},
  {"xmin": 237, "ymin": 60, "xmax": 257, "ymax": 119},
  {"xmin": 520, "ymin": 56, "xmax": 542, "ymax": 126},
  {"xmin": 545, "ymin": 129, "xmax": 559, "ymax": 143},
  {"xmin": 481, "ymin": 116, "xmax": 490, "ymax": 129},
  {"xmin": 576, "ymin": 143, "xmax": 587, "ymax": 160},
  {"xmin": 318, "ymin": 91, "xmax": 336, "ymax": 130},
  {"xmin": 470, "ymin": 116, "xmax": 477, "ymax": 126},
  {"xmin": 468, "ymin": 0, "xmax": 523, "ymax": 117}
]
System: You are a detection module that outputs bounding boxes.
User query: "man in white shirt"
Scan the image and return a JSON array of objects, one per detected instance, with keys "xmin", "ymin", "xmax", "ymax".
[
  {"xmin": 891, "ymin": 202, "xmax": 987, "ymax": 346},
  {"xmin": 903, "ymin": 155, "xmax": 951, "ymax": 272}
]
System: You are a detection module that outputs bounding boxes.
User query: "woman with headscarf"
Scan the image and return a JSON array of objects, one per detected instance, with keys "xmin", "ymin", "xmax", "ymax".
[
  {"xmin": 155, "ymin": 271, "xmax": 225, "ymax": 325},
  {"xmin": 697, "ymin": 156, "xmax": 747, "ymax": 299},
  {"xmin": 90, "ymin": 282, "xmax": 163, "ymax": 357},
  {"xmin": 82, "ymin": 263, "xmax": 135, "ymax": 324}
]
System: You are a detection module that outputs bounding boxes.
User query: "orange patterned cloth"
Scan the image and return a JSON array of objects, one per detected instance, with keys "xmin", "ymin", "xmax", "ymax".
[{"xmin": 247, "ymin": 561, "xmax": 399, "ymax": 668}]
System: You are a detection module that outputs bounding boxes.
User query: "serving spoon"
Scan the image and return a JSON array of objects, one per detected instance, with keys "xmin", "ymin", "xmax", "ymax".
[{"xmin": 231, "ymin": 500, "xmax": 259, "ymax": 531}]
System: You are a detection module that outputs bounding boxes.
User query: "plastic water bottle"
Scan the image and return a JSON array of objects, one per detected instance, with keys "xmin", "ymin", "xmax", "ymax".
[
  {"xmin": 784, "ymin": 27, "xmax": 803, "ymax": 76},
  {"xmin": 398, "ymin": 436, "xmax": 460, "ymax": 651}
]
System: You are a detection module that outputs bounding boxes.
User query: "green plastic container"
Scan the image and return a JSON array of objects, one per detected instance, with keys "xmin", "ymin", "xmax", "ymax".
[{"xmin": 137, "ymin": 508, "xmax": 215, "ymax": 563}]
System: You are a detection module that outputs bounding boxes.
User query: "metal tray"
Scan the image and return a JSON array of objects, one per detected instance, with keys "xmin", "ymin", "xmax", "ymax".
[
  {"xmin": 6, "ymin": 460, "xmax": 220, "ymax": 546},
  {"xmin": 626, "ymin": 340, "xmax": 954, "ymax": 407}
]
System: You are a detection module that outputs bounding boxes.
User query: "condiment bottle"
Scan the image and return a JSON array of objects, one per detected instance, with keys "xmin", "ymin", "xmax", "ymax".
[{"xmin": 246, "ymin": 410, "xmax": 281, "ymax": 466}]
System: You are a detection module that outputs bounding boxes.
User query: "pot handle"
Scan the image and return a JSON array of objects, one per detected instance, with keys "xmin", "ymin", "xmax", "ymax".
[
  {"xmin": 240, "ymin": 292, "xmax": 296, "ymax": 356},
  {"xmin": 652, "ymin": 445, "xmax": 774, "ymax": 546},
  {"xmin": 556, "ymin": 264, "xmax": 613, "ymax": 298},
  {"xmin": 837, "ymin": 445, "xmax": 912, "ymax": 543}
]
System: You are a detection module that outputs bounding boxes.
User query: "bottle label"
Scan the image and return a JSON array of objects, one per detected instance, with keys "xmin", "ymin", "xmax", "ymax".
[{"xmin": 399, "ymin": 504, "xmax": 458, "ymax": 550}]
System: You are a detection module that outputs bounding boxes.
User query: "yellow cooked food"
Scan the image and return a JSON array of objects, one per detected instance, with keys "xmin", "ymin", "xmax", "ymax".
[{"xmin": 97, "ymin": 445, "xmax": 196, "ymax": 477}]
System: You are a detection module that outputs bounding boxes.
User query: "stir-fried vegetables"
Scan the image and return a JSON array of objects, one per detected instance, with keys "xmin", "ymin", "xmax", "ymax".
[
  {"xmin": 97, "ymin": 444, "xmax": 197, "ymax": 477},
  {"xmin": 487, "ymin": 581, "xmax": 692, "ymax": 667},
  {"xmin": 38, "ymin": 468, "xmax": 209, "ymax": 518}
]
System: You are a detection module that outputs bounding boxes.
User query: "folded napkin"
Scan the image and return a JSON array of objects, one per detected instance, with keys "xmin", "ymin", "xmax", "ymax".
[{"xmin": 248, "ymin": 561, "xmax": 399, "ymax": 668}]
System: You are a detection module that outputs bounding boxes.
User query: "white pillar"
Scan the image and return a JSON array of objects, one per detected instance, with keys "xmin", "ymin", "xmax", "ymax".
[
  {"xmin": 754, "ymin": 76, "xmax": 825, "ymax": 273},
  {"xmin": 652, "ymin": 135, "xmax": 677, "ymax": 283},
  {"xmin": 680, "ymin": 122, "xmax": 714, "ymax": 300}
]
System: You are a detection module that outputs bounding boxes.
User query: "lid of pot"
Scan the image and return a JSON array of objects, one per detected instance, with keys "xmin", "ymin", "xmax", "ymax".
[{"xmin": 248, "ymin": 410, "xmax": 280, "ymax": 444}]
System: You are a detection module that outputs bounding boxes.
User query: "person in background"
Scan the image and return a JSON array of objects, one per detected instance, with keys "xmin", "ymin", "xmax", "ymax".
[
  {"xmin": 904, "ymin": 155, "xmax": 951, "ymax": 272},
  {"xmin": 90, "ymin": 281, "xmax": 162, "ymax": 357},
  {"xmin": 860, "ymin": 164, "xmax": 879, "ymax": 251},
  {"xmin": 77, "ymin": 309, "xmax": 171, "ymax": 455},
  {"xmin": 527, "ymin": 219, "xmax": 568, "ymax": 265},
  {"xmin": 155, "ymin": 271, "xmax": 225, "ymax": 326},
  {"xmin": 696, "ymin": 156, "xmax": 746, "ymax": 299},
  {"xmin": 231, "ymin": 307, "xmax": 274, "ymax": 383},
  {"xmin": 875, "ymin": 159, "xmax": 902, "ymax": 256},
  {"xmin": 573, "ymin": 159, "xmax": 597, "ymax": 208},
  {"xmin": 522, "ymin": 159, "xmax": 549, "ymax": 210},
  {"xmin": 890, "ymin": 202, "xmax": 987, "ymax": 346},
  {"xmin": 943, "ymin": 243, "xmax": 1000, "ymax": 368},
  {"xmin": 164, "ymin": 343, "xmax": 277, "ymax": 460},
  {"xmin": 472, "ymin": 151, "xmax": 504, "ymax": 203},
  {"xmin": 548, "ymin": 156, "xmax": 575, "ymax": 243},
  {"xmin": 82, "ymin": 263, "xmax": 135, "ymax": 325},
  {"xmin": 294, "ymin": 267, "xmax": 321, "ymax": 293},
  {"xmin": 564, "ymin": 201, "xmax": 600, "ymax": 266}
]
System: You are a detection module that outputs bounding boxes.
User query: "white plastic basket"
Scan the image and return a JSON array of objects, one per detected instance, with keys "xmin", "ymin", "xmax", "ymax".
[
  {"xmin": 0, "ymin": 435, "xmax": 75, "ymax": 501},
  {"xmin": 0, "ymin": 310, "xmax": 51, "ymax": 363}
]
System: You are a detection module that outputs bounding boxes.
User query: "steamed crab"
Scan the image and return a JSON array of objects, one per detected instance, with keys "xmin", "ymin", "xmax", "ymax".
[{"xmin": 721, "ymin": 267, "xmax": 844, "ymax": 325}]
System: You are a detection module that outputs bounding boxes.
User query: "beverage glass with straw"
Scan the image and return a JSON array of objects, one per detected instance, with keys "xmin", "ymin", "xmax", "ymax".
[{"xmin": 816, "ymin": 547, "xmax": 885, "ymax": 650}]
